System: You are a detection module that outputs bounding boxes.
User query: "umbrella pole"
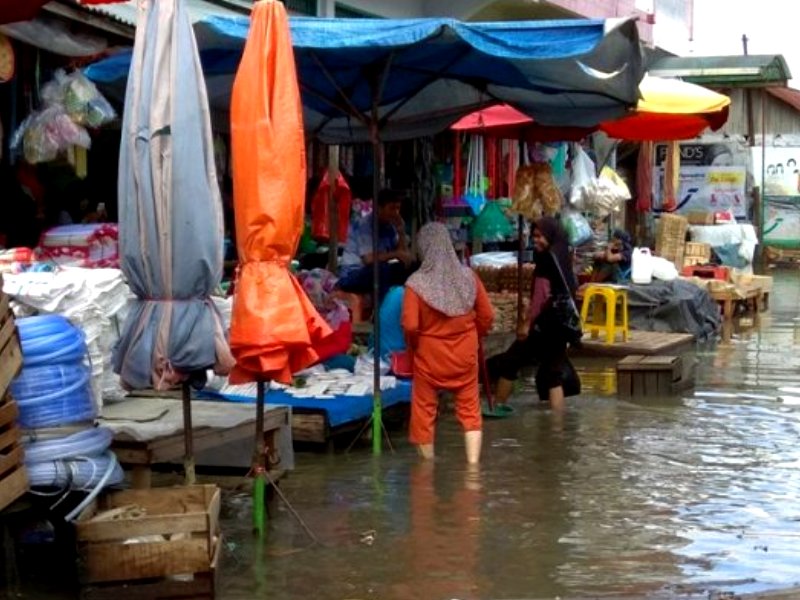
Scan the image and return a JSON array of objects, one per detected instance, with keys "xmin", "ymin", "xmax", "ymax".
[
  {"xmin": 253, "ymin": 380, "xmax": 267, "ymax": 536},
  {"xmin": 181, "ymin": 382, "xmax": 196, "ymax": 485},
  {"xmin": 371, "ymin": 136, "xmax": 383, "ymax": 456}
]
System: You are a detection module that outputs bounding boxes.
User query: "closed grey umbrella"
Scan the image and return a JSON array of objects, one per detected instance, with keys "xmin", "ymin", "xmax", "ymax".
[{"xmin": 113, "ymin": 0, "xmax": 234, "ymax": 480}]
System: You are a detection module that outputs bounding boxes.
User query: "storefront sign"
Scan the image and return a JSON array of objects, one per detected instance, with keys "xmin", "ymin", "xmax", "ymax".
[
  {"xmin": 764, "ymin": 196, "xmax": 800, "ymax": 248},
  {"xmin": 751, "ymin": 147, "xmax": 800, "ymax": 197},
  {"xmin": 654, "ymin": 166, "xmax": 747, "ymax": 218}
]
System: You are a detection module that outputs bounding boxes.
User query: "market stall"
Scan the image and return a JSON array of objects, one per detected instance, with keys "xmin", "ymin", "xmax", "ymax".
[{"xmin": 84, "ymin": 11, "xmax": 645, "ymax": 454}]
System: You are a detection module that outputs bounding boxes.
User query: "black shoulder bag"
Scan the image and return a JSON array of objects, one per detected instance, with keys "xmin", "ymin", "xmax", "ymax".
[{"xmin": 536, "ymin": 252, "xmax": 583, "ymax": 347}]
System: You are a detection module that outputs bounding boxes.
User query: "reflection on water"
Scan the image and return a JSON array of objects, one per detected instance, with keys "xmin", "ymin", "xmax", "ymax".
[{"xmin": 217, "ymin": 271, "xmax": 800, "ymax": 598}]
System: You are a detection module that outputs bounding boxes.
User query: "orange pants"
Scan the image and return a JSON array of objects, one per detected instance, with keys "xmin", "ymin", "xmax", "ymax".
[{"xmin": 408, "ymin": 374, "xmax": 482, "ymax": 445}]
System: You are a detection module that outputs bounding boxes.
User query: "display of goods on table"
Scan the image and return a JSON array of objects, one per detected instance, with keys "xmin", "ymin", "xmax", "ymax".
[
  {"xmin": 656, "ymin": 213, "xmax": 689, "ymax": 268},
  {"xmin": 473, "ymin": 263, "xmax": 535, "ymax": 294},
  {"xmin": 487, "ymin": 291, "xmax": 530, "ymax": 334},
  {"xmin": 38, "ymin": 223, "xmax": 119, "ymax": 268},
  {"xmin": 0, "ymin": 247, "xmax": 37, "ymax": 274}
]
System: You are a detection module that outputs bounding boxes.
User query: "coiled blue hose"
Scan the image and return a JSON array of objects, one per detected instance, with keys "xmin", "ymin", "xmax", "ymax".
[
  {"xmin": 11, "ymin": 364, "xmax": 95, "ymax": 428},
  {"xmin": 15, "ymin": 315, "xmax": 87, "ymax": 366},
  {"xmin": 23, "ymin": 427, "xmax": 113, "ymax": 463},
  {"xmin": 25, "ymin": 451, "xmax": 124, "ymax": 491},
  {"xmin": 12, "ymin": 315, "xmax": 96, "ymax": 428}
]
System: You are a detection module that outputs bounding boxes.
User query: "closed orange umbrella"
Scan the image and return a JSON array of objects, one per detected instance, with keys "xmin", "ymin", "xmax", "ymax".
[
  {"xmin": 229, "ymin": 0, "xmax": 330, "ymax": 386},
  {"xmin": 229, "ymin": 0, "xmax": 330, "ymax": 535}
]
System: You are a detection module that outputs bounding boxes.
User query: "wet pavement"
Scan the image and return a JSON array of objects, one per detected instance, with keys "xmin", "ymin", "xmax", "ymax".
[
  {"xmin": 7, "ymin": 272, "xmax": 800, "ymax": 599},
  {"xmin": 217, "ymin": 270, "xmax": 800, "ymax": 599}
]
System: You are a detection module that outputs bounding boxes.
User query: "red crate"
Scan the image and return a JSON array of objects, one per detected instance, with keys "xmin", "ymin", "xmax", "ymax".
[{"xmin": 680, "ymin": 265, "xmax": 730, "ymax": 281}]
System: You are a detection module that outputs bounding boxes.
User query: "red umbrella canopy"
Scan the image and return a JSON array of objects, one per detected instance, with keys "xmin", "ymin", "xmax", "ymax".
[{"xmin": 228, "ymin": 0, "xmax": 330, "ymax": 384}]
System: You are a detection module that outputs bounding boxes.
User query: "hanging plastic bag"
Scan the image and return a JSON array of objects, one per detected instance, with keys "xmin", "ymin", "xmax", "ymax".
[
  {"xmin": 561, "ymin": 211, "xmax": 593, "ymax": 247},
  {"xmin": 533, "ymin": 162, "xmax": 564, "ymax": 215},
  {"xmin": 18, "ymin": 106, "xmax": 91, "ymax": 164},
  {"xmin": 569, "ymin": 145, "xmax": 596, "ymax": 208},
  {"xmin": 311, "ymin": 172, "xmax": 352, "ymax": 244},
  {"xmin": 473, "ymin": 201, "xmax": 513, "ymax": 242},
  {"xmin": 463, "ymin": 135, "xmax": 486, "ymax": 215}
]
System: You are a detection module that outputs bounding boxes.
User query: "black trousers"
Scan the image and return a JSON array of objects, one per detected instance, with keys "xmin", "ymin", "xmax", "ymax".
[{"xmin": 487, "ymin": 331, "xmax": 568, "ymax": 394}]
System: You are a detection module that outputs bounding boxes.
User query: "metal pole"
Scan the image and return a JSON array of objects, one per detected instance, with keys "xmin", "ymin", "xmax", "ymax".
[
  {"xmin": 327, "ymin": 145, "xmax": 340, "ymax": 272},
  {"xmin": 253, "ymin": 380, "xmax": 267, "ymax": 536},
  {"xmin": 371, "ymin": 137, "xmax": 383, "ymax": 456},
  {"xmin": 760, "ymin": 89, "xmax": 767, "ymax": 269},
  {"xmin": 516, "ymin": 139, "xmax": 525, "ymax": 326},
  {"xmin": 182, "ymin": 382, "xmax": 195, "ymax": 485}
]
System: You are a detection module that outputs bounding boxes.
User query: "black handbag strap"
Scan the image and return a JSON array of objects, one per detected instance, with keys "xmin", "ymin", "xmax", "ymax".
[{"xmin": 548, "ymin": 251, "xmax": 579, "ymax": 316}]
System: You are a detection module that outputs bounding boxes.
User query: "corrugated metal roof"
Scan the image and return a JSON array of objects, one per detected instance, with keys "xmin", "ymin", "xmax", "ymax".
[
  {"xmin": 78, "ymin": 0, "xmax": 253, "ymax": 27},
  {"xmin": 767, "ymin": 87, "xmax": 800, "ymax": 114},
  {"xmin": 649, "ymin": 54, "xmax": 791, "ymax": 87}
]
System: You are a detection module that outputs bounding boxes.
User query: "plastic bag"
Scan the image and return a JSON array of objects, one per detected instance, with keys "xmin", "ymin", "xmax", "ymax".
[
  {"xmin": 569, "ymin": 145, "xmax": 596, "ymax": 208},
  {"xmin": 21, "ymin": 106, "xmax": 91, "ymax": 164},
  {"xmin": 463, "ymin": 135, "xmax": 486, "ymax": 215},
  {"xmin": 63, "ymin": 71, "xmax": 116, "ymax": 127},
  {"xmin": 561, "ymin": 211, "xmax": 593, "ymax": 247},
  {"xmin": 355, "ymin": 351, "xmax": 389, "ymax": 377},
  {"xmin": 651, "ymin": 256, "xmax": 678, "ymax": 281},
  {"xmin": 512, "ymin": 162, "xmax": 563, "ymax": 219},
  {"xmin": 473, "ymin": 200, "xmax": 513, "ymax": 242},
  {"xmin": 311, "ymin": 172, "xmax": 352, "ymax": 243}
]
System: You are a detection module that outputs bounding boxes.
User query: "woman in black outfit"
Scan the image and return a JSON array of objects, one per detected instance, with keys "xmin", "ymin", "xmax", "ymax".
[{"xmin": 488, "ymin": 216, "xmax": 579, "ymax": 410}]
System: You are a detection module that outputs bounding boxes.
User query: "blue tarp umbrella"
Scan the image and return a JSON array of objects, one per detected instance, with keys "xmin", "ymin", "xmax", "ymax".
[
  {"xmin": 90, "ymin": 14, "xmax": 644, "ymax": 454},
  {"xmin": 113, "ymin": 0, "xmax": 234, "ymax": 480}
]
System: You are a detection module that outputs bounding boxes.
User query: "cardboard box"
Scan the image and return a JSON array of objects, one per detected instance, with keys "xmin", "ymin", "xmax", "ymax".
[{"xmin": 686, "ymin": 211, "xmax": 715, "ymax": 225}]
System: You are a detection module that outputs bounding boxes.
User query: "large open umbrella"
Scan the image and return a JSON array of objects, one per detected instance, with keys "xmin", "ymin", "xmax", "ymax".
[
  {"xmin": 113, "ymin": 0, "xmax": 234, "ymax": 484},
  {"xmin": 88, "ymin": 13, "xmax": 645, "ymax": 456},
  {"xmin": 451, "ymin": 75, "xmax": 731, "ymax": 139},
  {"xmin": 229, "ymin": 0, "xmax": 330, "ymax": 535}
]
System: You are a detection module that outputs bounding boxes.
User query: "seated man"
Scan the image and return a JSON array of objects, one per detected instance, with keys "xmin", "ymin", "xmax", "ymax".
[
  {"xmin": 337, "ymin": 189, "xmax": 412, "ymax": 303},
  {"xmin": 590, "ymin": 229, "xmax": 632, "ymax": 284}
]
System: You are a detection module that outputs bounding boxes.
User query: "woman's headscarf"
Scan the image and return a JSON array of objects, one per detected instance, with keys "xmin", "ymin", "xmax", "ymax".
[
  {"xmin": 612, "ymin": 229, "xmax": 633, "ymax": 264},
  {"xmin": 533, "ymin": 216, "xmax": 576, "ymax": 296},
  {"xmin": 406, "ymin": 222, "xmax": 477, "ymax": 317}
]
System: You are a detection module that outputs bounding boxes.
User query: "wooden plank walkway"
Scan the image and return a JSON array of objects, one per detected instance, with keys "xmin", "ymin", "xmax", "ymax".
[{"xmin": 574, "ymin": 329, "xmax": 696, "ymax": 358}]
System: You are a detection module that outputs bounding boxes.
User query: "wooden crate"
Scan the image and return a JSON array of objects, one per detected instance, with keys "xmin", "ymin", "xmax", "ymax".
[
  {"xmin": 617, "ymin": 355, "xmax": 686, "ymax": 397},
  {"xmin": 656, "ymin": 214, "xmax": 689, "ymax": 268},
  {"xmin": 75, "ymin": 485, "xmax": 221, "ymax": 585},
  {"xmin": 0, "ymin": 393, "xmax": 27, "ymax": 512},
  {"xmin": 0, "ymin": 292, "xmax": 23, "ymax": 398},
  {"xmin": 685, "ymin": 242, "xmax": 711, "ymax": 260},
  {"xmin": 686, "ymin": 211, "xmax": 715, "ymax": 225}
]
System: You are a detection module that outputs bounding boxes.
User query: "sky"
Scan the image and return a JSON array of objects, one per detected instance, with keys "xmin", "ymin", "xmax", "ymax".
[{"xmin": 690, "ymin": 0, "xmax": 798, "ymax": 85}]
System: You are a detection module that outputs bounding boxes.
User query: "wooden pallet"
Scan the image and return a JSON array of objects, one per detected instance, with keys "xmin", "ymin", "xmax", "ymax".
[
  {"xmin": 0, "ymin": 394, "xmax": 27, "ymax": 512},
  {"xmin": 0, "ymin": 293, "xmax": 23, "ymax": 398},
  {"xmin": 617, "ymin": 355, "xmax": 693, "ymax": 397},
  {"xmin": 574, "ymin": 329, "xmax": 696, "ymax": 358}
]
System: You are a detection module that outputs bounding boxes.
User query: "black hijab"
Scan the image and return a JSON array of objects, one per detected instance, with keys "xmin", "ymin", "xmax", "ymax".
[{"xmin": 533, "ymin": 216, "xmax": 577, "ymax": 296}]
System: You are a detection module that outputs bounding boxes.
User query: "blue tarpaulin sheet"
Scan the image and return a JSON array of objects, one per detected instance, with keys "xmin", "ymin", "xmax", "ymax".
[
  {"xmin": 201, "ymin": 380, "xmax": 412, "ymax": 428},
  {"xmin": 86, "ymin": 15, "xmax": 644, "ymax": 143}
]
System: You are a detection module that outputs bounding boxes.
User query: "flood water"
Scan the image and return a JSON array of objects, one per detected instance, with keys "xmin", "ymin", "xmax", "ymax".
[{"xmin": 218, "ymin": 270, "xmax": 800, "ymax": 600}]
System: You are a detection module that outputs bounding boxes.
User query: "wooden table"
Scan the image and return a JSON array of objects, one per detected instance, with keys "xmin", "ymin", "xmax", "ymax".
[
  {"xmin": 709, "ymin": 285, "xmax": 761, "ymax": 320},
  {"xmin": 103, "ymin": 399, "xmax": 290, "ymax": 489}
]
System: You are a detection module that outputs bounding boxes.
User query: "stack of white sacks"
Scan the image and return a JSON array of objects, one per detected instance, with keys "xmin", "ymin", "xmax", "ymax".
[{"xmin": 3, "ymin": 267, "xmax": 132, "ymax": 406}]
